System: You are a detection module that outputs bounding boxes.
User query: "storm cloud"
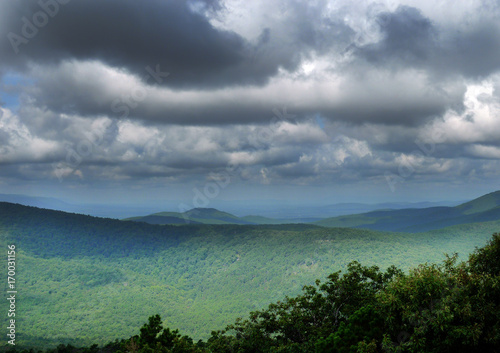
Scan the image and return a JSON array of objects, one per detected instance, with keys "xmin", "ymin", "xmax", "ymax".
[
  {"xmin": 1, "ymin": 0, "xmax": 499, "ymax": 205},
  {"xmin": 356, "ymin": 5, "xmax": 500, "ymax": 79},
  {"xmin": 0, "ymin": 0, "xmax": 355, "ymax": 89}
]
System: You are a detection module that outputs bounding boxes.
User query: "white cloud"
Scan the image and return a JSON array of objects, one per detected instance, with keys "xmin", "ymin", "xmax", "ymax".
[
  {"xmin": 0, "ymin": 108, "xmax": 59, "ymax": 163},
  {"xmin": 420, "ymin": 78, "xmax": 500, "ymax": 145},
  {"xmin": 466, "ymin": 144, "xmax": 500, "ymax": 159},
  {"xmin": 117, "ymin": 121, "xmax": 159, "ymax": 146}
]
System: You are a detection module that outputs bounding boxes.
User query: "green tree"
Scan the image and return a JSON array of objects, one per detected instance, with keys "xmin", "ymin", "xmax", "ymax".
[
  {"xmin": 315, "ymin": 305, "xmax": 384, "ymax": 353},
  {"xmin": 379, "ymin": 247, "xmax": 500, "ymax": 352},
  {"xmin": 469, "ymin": 232, "xmax": 500, "ymax": 276},
  {"xmin": 139, "ymin": 315, "xmax": 164, "ymax": 347},
  {"xmin": 208, "ymin": 262, "xmax": 402, "ymax": 352}
]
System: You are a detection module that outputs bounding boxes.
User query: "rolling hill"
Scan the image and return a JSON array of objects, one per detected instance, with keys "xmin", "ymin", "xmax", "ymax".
[
  {"xmin": 315, "ymin": 190, "xmax": 500, "ymax": 232},
  {"xmin": 125, "ymin": 191, "xmax": 500, "ymax": 231},
  {"xmin": 455, "ymin": 190, "xmax": 500, "ymax": 214},
  {"xmin": 125, "ymin": 207, "xmax": 321, "ymax": 225},
  {"xmin": 124, "ymin": 207, "xmax": 253, "ymax": 225},
  {"xmin": 0, "ymin": 201, "xmax": 498, "ymax": 348}
]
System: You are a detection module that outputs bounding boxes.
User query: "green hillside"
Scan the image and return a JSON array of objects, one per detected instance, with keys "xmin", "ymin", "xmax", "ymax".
[
  {"xmin": 125, "ymin": 207, "xmax": 253, "ymax": 225},
  {"xmin": 125, "ymin": 208, "xmax": 320, "ymax": 225},
  {"xmin": 0, "ymin": 202, "xmax": 498, "ymax": 349},
  {"xmin": 315, "ymin": 190, "xmax": 500, "ymax": 232},
  {"xmin": 455, "ymin": 190, "xmax": 500, "ymax": 214},
  {"xmin": 182, "ymin": 208, "xmax": 250, "ymax": 224}
]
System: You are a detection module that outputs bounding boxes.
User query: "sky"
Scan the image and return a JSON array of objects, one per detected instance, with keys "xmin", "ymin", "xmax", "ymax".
[{"xmin": 1, "ymin": 0, "xmax": 500, "ymax": 212}]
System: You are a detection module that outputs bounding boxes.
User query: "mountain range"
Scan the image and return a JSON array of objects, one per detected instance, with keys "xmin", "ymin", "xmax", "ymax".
[
  {"xmin": 1, "ymin": 191, "xmax": 499, "ymax": 348},
  {"xmin": 125, "ymin": 190, "xmax": 500, "ymax": 232},
  {"xmin": 124, "ymin": 208, "xmax": 320, "ymax": 225},
  {"xmin": 314, "ymin": 190, "xmax": 500, "ymax": 232},
  {"xmin": 0, "ymin": 193, "xmax": 462, "ymax": 220}
]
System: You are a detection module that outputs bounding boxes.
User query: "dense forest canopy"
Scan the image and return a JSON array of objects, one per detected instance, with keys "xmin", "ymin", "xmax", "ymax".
[
  {"xmin": 0, "ymin": 202, "xmax": 499, "ymax": 350},
  {"xmin": 3, "ymin": 232, "xmax": 499, "ymax": 352}
]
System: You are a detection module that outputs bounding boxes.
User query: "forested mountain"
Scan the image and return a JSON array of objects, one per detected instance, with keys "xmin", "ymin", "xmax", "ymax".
[
  {"xmin": 0, "ymin": 202, "xmax": 498, "ymax": 349},
  {"xmin": 124, "ymin": 207, "xmax": 319, "ymax": 225},
  {"xmin": 125, "ymin": 191, "xmax": 500, "ymax": 229},
  {"xmin": 125, "ymin": 207, "xmax": 253, "ymax": 225},
  {"xmin": 315, "ymin": 190, "xmax": 500, "ymax": 232}
]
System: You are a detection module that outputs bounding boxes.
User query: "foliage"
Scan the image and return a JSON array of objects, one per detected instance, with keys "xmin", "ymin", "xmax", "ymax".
[
  {"xmin": 379, "ymin": 234, "xmax": 500, "ymax": 352},
  {"xmin": 205, "ymin": 262, "xmax": 400, "ymax": 352},
  {"xmin": 1, "ymin": 232, "xmax": 499, "ymax": 353},
  {"xmin": 315, "ymin": 305, "xmax": 383, "ymax": 353},
  {"xmin": 205, "ymin": 232, "xmax": 500, "ymax": 352},
  {"xmin": 469, "ymin": 232, "xmax": 500, "ymax": 276},
  {"xmin": 0, "ymin": 202, "xmax": 498, "ymax": 349},
  {"xmin": 116, "ymin": 314, "xmax": 205, "ymax": 353}
]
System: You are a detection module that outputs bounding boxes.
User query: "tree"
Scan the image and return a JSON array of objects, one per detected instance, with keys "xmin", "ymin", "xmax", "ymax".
[
  {"xmin": 316, "ymin": 305, "xmax": 384, "ymax": 353},
  {"xmin": 122, "ymin": 314, "xmax": 204, "ymax": 353},
  {"xmin": 379, "ymin": 246, "xmax": 500, "ymax": 353},
  {"xmin": 469, "ymin": 232, "xmax": 500, "ymax": 276},
  {"xmin": 208, "ymin": 261, "xmax": 402, "ymax": 352},
  {"xmin": 139, "ymin": 315, "xmax": 163, "ymax": 347}
]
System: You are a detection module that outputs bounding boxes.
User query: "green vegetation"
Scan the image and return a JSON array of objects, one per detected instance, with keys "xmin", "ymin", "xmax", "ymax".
[
  {"xmin": 4, "ymin": 233, "xmax": 500, "ymax": 352},
  {"xmin": 315, "ymin": 190, "xmax": 500, "ymax": 232},
  {"xmin": 0, "ymin": 201, "xmax": 498, "ymax": 349},
  {"xmin": 456, "ymin": 190, "xmax": 500, "ymax": 215}
]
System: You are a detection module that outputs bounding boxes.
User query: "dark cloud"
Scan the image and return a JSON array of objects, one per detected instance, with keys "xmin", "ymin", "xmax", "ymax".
[
  {"xmin": 22, "ymin": 59, "xmax": 464, "ymax": 127},
  {"xmin": 318, "ymin": 93, "xmax": 453, "ymax": 126},
  {"xmin": 359, "ymin": 6, "xmax": 436, "ymax": 67},
  {"xmin": 449, "ymin": 23, "xmax": 500, "ymax": 78},
  {"xmin": 356, "ymin": 5, "xmax": 500, "ymax": 79},
  {"xmin": 0, "ymin": 0, "xmax": 353, "ymax": 89},
  {"xmin": 2, "ymin": 3, "xmax": 465, "ymax": 127},
  {"xmin": 0, "ymin": 0, "xmax": 246, "ymax": 88},
  {"xmin": 7, "ymin": 2, "xmax": 462, "ymax": 128}
]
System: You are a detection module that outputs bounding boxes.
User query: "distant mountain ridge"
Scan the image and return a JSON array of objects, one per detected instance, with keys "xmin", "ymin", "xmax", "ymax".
[
  {"xmin": 4, "ymin": 191, "xmax": 499, "ymax": 231},
  {"xmin": 0, "ymin": 193, "xmax": 73, "ymax": 211},
  {"xmin": 125, "ymin": 207, "xmax": 246, "ymax": 225},
  {"xmin": 0, "ymin": 192, "xmax": 462, "ymax": 220},
  {"xmin": 124, "ymin": 207, "xmax": 319, "ymax": 225},
  {"xmin": 124, "ymin": 191, "xmax": 500, "ymax": 232},
  {"xmin": 315, "ymin": 190, "xmax": 500, "ymax": 232},
  {"xmin": 0, "ymin": 193, "xmax": 168, "ymax": 219}
]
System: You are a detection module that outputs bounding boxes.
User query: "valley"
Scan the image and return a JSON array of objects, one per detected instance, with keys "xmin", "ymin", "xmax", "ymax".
[{"xmin": 1, "ymin": 191, "xmax": 500, "ymax": 348}]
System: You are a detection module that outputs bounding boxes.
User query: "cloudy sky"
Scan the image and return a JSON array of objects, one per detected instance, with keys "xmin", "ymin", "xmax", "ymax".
[{"xmin": 1, "ymin": 0, "xmax": 500, "ymax": 212}]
